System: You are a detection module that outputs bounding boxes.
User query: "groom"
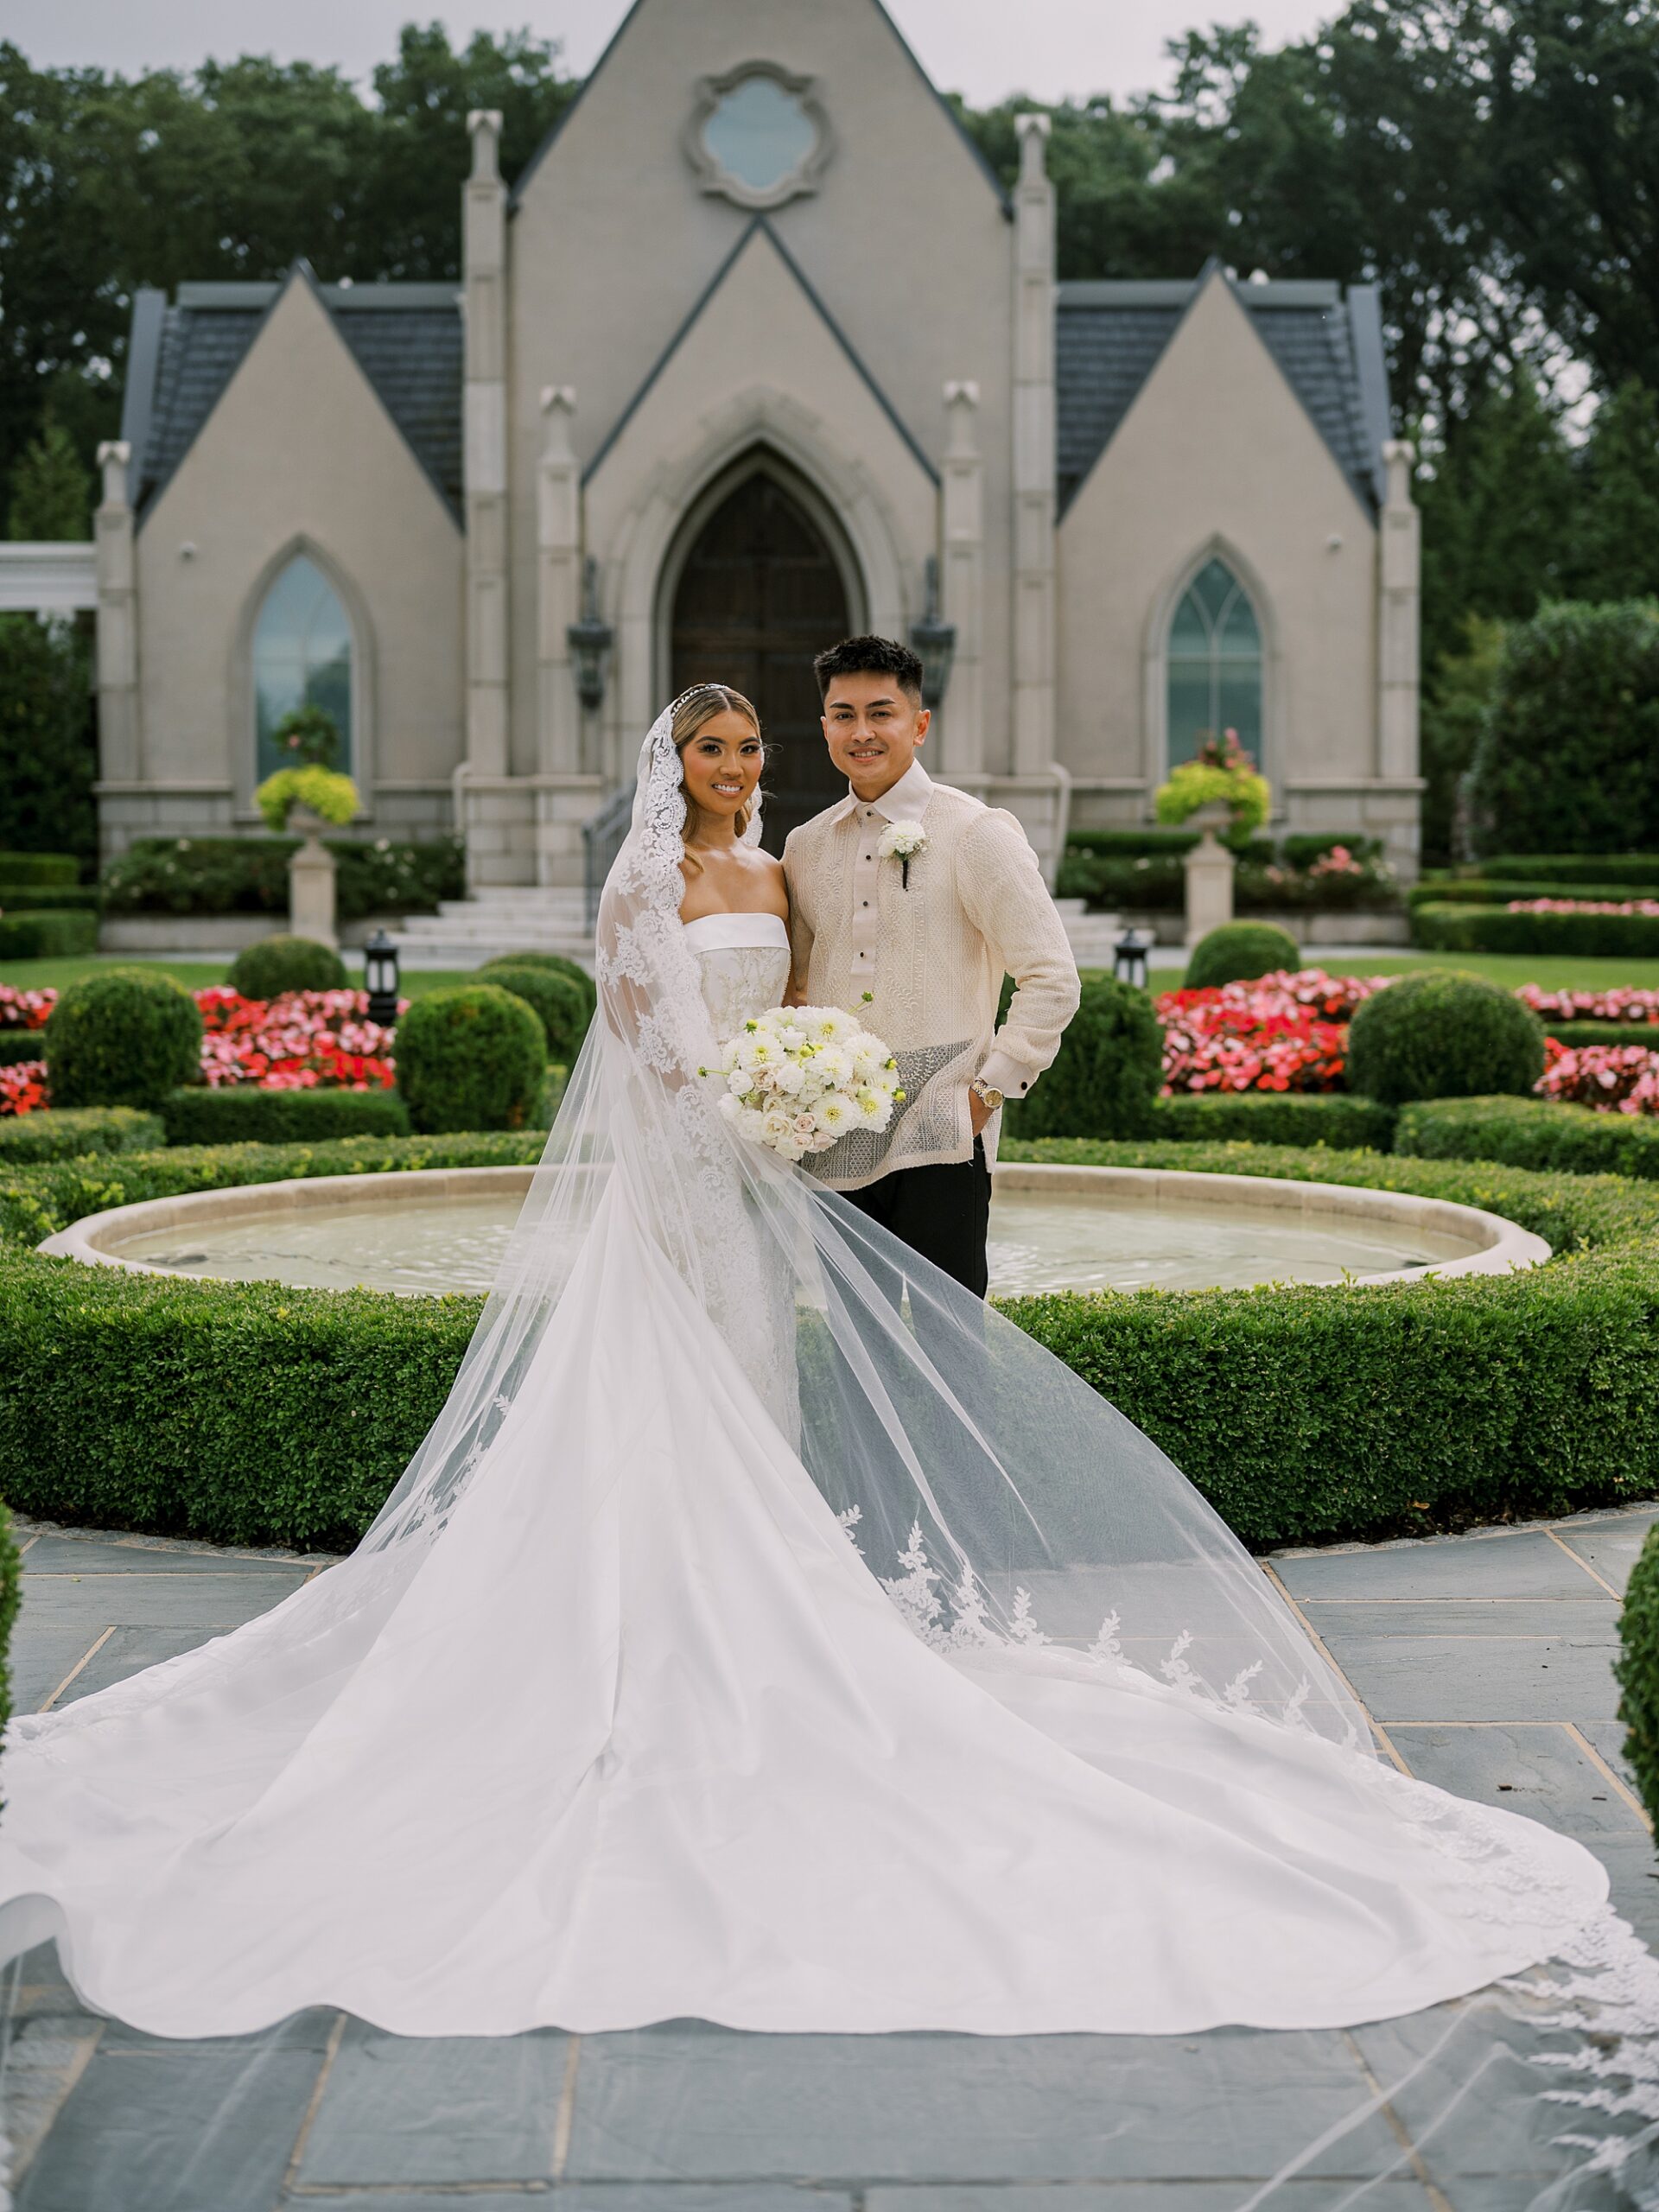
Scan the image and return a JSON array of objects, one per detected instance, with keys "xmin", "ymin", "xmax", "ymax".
[{"xmin": 783, "ymin": 635, "xmax": 1080, "ymax": 1298}]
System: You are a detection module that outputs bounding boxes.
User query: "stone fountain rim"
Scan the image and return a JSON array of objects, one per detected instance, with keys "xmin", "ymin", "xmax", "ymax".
[{"xmin": 35, "ymin": 1160, "xmax": 1550, "ymax": 1292}]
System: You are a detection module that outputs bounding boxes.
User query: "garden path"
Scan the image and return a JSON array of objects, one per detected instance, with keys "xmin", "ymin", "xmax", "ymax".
[{"xmin": 1, "ymin": 1502, "xmax": 1654, "ymax": 2212}]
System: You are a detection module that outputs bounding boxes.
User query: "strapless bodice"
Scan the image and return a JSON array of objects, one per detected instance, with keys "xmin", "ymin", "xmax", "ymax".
[{"xmin": 682, "ymin": 912, "xmax": 791, "ymax": 1042}]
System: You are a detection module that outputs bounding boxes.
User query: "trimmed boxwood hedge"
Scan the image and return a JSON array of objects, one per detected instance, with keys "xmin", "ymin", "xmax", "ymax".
[
  {"xmin": 1478, "ymin": 853, "xmax": 1659, "ymax": 887},
  {"xmin": 1185, "ymin": 921, "xmax": 1301, "ymax": 990},
  {"xmin": 0, "ymin": 1032, "xmax": 47, "ymax": 1067},
  {"xmin": 1151, "ymin": 1090, "xmax": 1397, "ymax": 1150},
  {"xmin": 1397, "ymin": 1094, "xmax": 1659, "ymax": 1180},
  {"xmin": 1414, "ymin": 902, "xmax": 1659, "ymax": 958},
  {"xmin": 1615, "ymin": 1523, "xmax": 1659, "ymax": 1828},
  {"xmin": 0, "ymin": 910, "xmax": 96, "ymax": 959},
  {"xmin": 1347, "ymin": 970, "xmax": 1545, "ymax": 1105},
  {"xmin": 0, "ymin": 852, "xmax": 77, "ymax": 886},
  {"xmin": 1548, "ymin": 1020, "xmax": 1659, "ymax": 1050},
  {"xmin": 1009, "ymin": 975, "xmax": 1161, "ymax": 1139},
  {"xmin": 0, "ymin": 1106, "xmax": 165, "ymax": 1166},
  {"xmin": 0, "ymin": 884, "xmax": 101, "ymax": 912},
  {"xmin": 1408, "ymin": 877, "xmax": 1659, "ymax": 909},
  {"xmin": 158, "ymin": 1086, "xmax": 411, "ymax": 1147},
  {"xmin": 3, "ymin": 1129, "xmax": 1658, "ymax": 1552},
  {"xmin": 0, "ymin": 1500, "xmax": 18, "ymax": 1756}
]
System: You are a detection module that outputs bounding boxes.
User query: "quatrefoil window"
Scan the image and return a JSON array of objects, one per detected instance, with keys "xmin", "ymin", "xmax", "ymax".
[{"xmin": 685, "ymin": 63, "xmax": 832, "ymax": 211}]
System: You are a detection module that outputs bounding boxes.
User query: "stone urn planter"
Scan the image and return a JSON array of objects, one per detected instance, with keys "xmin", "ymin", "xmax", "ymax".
[
  {"xmin": 1181, "ymin": 801, "xmax": 1236, "ymax": 947},
  {"xmin": 286, "ymin": 804, "xmax": 339, "ymax": 950}
]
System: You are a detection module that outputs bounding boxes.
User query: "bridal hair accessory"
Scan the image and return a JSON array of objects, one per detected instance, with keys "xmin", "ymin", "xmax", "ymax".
[
  {"xmin": 877, "ymin": 818, "xmax": 927, "ymax": 887},
  {"xmin": 702, "ymin": 1001, "xmax": 905, "ymax": 1161}
]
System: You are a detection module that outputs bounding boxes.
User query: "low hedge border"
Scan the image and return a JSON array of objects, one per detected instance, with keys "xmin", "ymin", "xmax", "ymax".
[
  {"xmin": 996, "ymin": 1137, "xmax": 1659, "ymax": 1545},
  {"xmin": 158, "ymin": 1087, "xmax": 412, "ymax": 1147},
  {"xmin": 1413, "ymin": 902, "xmax": 1659, "ymax": 957},
  {"xmin": 1396, "ymin": 1094, "xmax": 1659, "ymax": 1180},
  {"xmin": 1548, "ymin": 1020, "xmax": 1659, "ymax": 1050},
  {"xmin": 1, "ymin": 1132, "xmax": 1657, "ymax": 1553},
  {"xmin": 0, "ymin": 911, "xmax": 98, "ymax": 960},
  {"xmin": 1616, "ymin": 1524, "xmax": 1659, "ymax": 1827},
  {"xmin": 1150, "ymin": 1091, "xmax": 1398, "ymax": 1149},
  {"xmin": 1408, "ymin": 877, "xmax": 1659, "ymax": 910},
  {"xmin": 0, "ymin": 1106, "xmax": 166, "ymax": 1166}
]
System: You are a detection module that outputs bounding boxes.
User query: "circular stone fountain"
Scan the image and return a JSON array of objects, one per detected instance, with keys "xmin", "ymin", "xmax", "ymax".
[{"xmin": 37, "ymin": 1162, "xmax": 1549, "ymax": 1299}]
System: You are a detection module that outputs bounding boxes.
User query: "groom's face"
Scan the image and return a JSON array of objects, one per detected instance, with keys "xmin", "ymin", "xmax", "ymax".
[{"xmin": 820, "ymin": 674, "xmax": 931, "ymax": 799}]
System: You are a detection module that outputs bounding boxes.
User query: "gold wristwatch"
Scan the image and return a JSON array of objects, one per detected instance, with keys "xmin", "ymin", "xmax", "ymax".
[{"xmin": 969, "ymin": 1075, "xmax": 1005, "ymax": 1113}]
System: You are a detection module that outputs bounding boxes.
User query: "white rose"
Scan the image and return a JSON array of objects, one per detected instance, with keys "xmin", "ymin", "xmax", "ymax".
[
  {"xmin": 876, "ymin": 820, "xmax": 927, "ymax": 859},
  {"xmin": 739, "ymin": 1107, "xmax": 767, "ymax": 1143},
  {"xmin": 727, "ymin": 1066, "xmax": 753, "ymax": 1097},
  {"xmin": 761, "ymin": 1109, "xmax": 797, "ymax": 1148},
  {"xmin": 770, "ymin": 1058, "xmax": 805, "ymax": 1097}
]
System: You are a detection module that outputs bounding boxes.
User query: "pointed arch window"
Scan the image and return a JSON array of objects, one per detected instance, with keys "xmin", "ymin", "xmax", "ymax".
[
  {"xmin": 1166, "ymin": 556, "xmax": 1262, "ymax": 769},
  {"xmin": 252, "ymin": 554, "xmax": 353, "ymax": 780}
]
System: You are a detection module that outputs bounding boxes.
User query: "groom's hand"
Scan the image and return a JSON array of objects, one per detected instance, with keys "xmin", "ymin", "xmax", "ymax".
[{"xmin": 968, "ymin": 1090, "xmax": 993, "ymax": 1137}]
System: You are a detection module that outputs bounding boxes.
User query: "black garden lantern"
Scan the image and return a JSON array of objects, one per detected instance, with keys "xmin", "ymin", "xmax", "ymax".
[
  {"xmin": 567, "ymin": 556, "xmax": 614, "ymax": 713},
  {"xmin": 908, "ymin": 556, "xmax": 957, "ymax": 709},
  {"xmin": 1113, "ymin": 926, "xmax": 1154, "ymax": 994},
  {"xmin": 364, "ymin": 929, "xmax": 401, "ymax": 1027}
]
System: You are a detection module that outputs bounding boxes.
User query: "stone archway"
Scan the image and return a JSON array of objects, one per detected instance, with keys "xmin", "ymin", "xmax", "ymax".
[{"xmin": 670, "ymin": 471, "xmax": 852, "ymax": 853}]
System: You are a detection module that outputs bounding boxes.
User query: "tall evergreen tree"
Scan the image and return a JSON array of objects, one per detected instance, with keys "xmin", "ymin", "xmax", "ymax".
[{"xmin": 7, "ymin": 417, "xmax": 93, "ymax": 539}]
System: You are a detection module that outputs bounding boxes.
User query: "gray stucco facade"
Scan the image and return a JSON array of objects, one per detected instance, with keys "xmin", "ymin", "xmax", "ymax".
[{"xmin": 92, "ymin": 0, "xmax": 1421, "ymax": 883}]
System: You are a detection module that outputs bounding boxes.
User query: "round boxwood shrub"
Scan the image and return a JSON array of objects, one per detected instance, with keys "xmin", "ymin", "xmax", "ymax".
[
  {"xmin": 1346, "ymin": 969, "xmax": 1546, "ymax": 1106},
  {"xmin": 43, "ymin": 967, "xmax": 203, "ymax": 1110},
  {"xmin": 229, "ymin": 934, "xmax": 347, "ymax": 1000},
  {"xmin": 478, "ymin": 950, "xmax": 594, "ymax": 1005},
  {"xmin": 394, "ymin": 984, "xmax": 547, "ymax": 1134},
  {"xmin": 1617, "ymin": 1524, "xmax": 1659, "ymax": 1828},
  {"xmin": 1012, "ymin": 975, "xmax": 1162, "ymax": 1140},
  {"xmin": 1185, "ymin": 921, "xmax": 1300, "ymax": 991},
  {"xmin": 472, "ymin": 961, "xmax": 593, "ymax": 1066}
]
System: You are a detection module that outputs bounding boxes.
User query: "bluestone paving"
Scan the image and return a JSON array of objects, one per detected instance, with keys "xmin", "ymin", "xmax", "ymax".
[
  {"xmin": 298, "ymin": 2021, "xmax": 570, "ymax": 2184},
  {"xmin": 1, "ymin": 1505, "xmax": 1653, "ymax": 2207}
]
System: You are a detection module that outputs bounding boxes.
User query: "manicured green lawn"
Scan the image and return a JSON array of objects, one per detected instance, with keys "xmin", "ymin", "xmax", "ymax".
[
  {"xmin": 8, "ymin": 949, "xmax": 1659, "ymax": 999},
  {"xmin": 0, "ymin": 957, "xmax": 503, "ymax": 1001}
]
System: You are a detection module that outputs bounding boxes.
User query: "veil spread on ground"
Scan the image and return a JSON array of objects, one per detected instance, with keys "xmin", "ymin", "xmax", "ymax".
[{"xmin": 0, "ymin": 699, "xmax": 1655, "ymax": 2205}]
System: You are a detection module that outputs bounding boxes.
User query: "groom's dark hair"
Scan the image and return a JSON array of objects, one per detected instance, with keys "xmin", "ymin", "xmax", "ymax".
[{"xmin": 813, "ymin": 634, "xmax": 925, "ymax": 705}]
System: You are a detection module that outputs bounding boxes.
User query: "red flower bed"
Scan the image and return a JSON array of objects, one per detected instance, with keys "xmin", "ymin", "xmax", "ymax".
[
  {"xmin": 0, "ymin": 985, "xmax": 54, "ymax": 1032},
  {"xmin": 195, "ymin": 988, "xmax": 401, "ymax": 1090},
  {"xmin": 0, "ymin": 986, "xmax": 405, "ymax": 1115},
  {"xmin": 0, "ymin": 1062, "xmax": 48, "ymax": 1115},
  {"xmin": 1154, "ymin": 969, "xmax": 1394, "ymax": 1094},
  {"xmin": 1517, "ymin": 985, "xmax": 1659, "ymax": 1026},
  {"xmin": 1538, "ymin": 1039, "xmax": 1659, "ymax": 1116}
]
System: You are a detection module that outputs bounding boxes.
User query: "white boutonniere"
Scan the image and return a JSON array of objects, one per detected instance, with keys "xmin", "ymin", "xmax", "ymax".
[{"xmin": 877, "ymin": 819, "xmax": 928, "ymax": 889}]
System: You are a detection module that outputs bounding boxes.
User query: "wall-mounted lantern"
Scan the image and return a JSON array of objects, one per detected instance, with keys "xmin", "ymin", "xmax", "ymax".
[
  {"xmin": 567, "ymin": 556, "xmax": 613, "ymax": 712},
  {"xmin": 908, "ymin": 556, "xmax": 957, "ymax": 710}
]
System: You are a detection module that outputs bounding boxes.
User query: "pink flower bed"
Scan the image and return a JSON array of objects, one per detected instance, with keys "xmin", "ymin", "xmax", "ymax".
[
  {"xmin": 1517, "ymin": 986, "xmax": 1659, "ymax": 1026},
  {"xmin": 1507, "ymin": 898, "xmax": 1659, "ymax": 918},
  {"xmin": 1154, "ymin": 969, "xmax": 1394, "ymax": 1094},
  {"xmin": 0, "ymin": 987, "xmax": 404, "ymax": 1116},
  {"xmin": 1538, "ymin": 1039, "xmax": 1659, "ymax": 1115}
]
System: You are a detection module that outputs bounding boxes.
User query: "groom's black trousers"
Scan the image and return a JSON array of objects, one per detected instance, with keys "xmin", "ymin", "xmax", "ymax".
[{"xmin": 842, "ymin": 1140, "xmax": 992, "ymax": 1300}]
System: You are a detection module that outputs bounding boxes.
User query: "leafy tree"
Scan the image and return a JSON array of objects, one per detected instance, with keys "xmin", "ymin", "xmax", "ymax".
[
  {"xmin": 1566, "ymin": 379, "xmax": 1659, "ymax": 603},
  {"xmin": 0, "ymin": 614, "xmax": 97, "ymax": 865},
  {"xmin": 7, "ymin": 417, "xmax": 93, "ymax": 538},
  {"xmin": 1419, "ymin": 613, "xmax": 1506, "ymax": 867}
]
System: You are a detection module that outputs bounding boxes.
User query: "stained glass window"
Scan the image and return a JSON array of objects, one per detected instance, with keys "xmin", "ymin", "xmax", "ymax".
[
  {"xmin": 1166, "ymin": 556, "xmax": 1262, "ymax": 768},
  {"xmin": 699, "ymin": 75, "xmax": 817, "ymax": 196},
  {"xmin": 252, "ymin": 554, "xmax": 352, "ymax": 780}
]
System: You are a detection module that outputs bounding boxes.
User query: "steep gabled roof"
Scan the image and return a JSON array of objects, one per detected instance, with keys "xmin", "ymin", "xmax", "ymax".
[
  {"xmin": 124, "ymin": 272, "xmax": 463, "ymax": 521},
  {"xmin": 1055, "ymin": 272, "xmax": 1392, "ymax": 520},
  {"xmin": 507, "ymin": 0, "xmax": 1009, "ymax": 218}
]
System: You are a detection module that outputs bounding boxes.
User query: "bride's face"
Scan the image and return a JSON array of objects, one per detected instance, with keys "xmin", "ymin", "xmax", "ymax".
[{"xmin": 679, "ymin": 709, "xmax": 764, "ymax": 830}]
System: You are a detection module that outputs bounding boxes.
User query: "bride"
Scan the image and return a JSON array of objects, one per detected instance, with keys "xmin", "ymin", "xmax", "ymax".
[{"xmin": 0, "ymin": 684, "xmax": 1653, "ymax": 2197}]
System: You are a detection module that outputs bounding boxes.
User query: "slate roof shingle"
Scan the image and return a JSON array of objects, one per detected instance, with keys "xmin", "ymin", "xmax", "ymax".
[
  {"xmin": 1054, "ymin": 273, "xmax": 1390, "ymax": 520},
  {"xmin": 130, "ymin": 274, "xmax": 464, "ymax": 521}
]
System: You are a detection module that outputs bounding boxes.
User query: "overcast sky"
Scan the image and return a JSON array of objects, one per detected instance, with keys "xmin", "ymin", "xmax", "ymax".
[{"xmin": 8, "ymin": 0, "xmax": 1334, "ymax": 107}]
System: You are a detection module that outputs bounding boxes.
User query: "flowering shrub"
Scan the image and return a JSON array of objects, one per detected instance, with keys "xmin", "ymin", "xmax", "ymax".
[
  {"xmin": 1518, "ymin": 986, "xmax": 1659, "ymax": 1025},
  {"xmin": 1154, "ymin": 970, "xmax": 1394, "ymax": 1094},
  {"xmin": 0, "ymin": 986, "xmax": 54, "ymax": 1031},
  {"xmin": 195, "ymin": 989, "xmax": 401, "ymax": 1090},
  {"xmin": 1538, "ymin": 1041, "xmax": 1659, "ymax": 1116},
  {"xmin": 1154, "ymin": 730, "xmax": 1272, "ymax": 839},
  {"xmin": 0, "ymin": 1063, "xmax": 48, "ymax": 1116},
  {"xmin": 1508, "ymin": 897, "xmax": 1659, "ymax": 918},
  {"xmin": 0, "ymin": 986, "xmax": 405, "ymax": 1115}
]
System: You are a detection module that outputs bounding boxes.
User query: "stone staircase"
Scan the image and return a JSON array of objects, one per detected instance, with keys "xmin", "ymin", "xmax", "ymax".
[
  {"xmin": 392, "ymin": 891, "xmax": 1126, "ymax": 976},
  {"xmin": 391, "ymin": 888, "xmax": 595, "ymax": 971}
]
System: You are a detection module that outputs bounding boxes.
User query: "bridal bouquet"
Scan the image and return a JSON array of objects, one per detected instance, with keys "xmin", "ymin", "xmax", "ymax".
[{"xmin": 705, "ymin": 1001, "xmax": 905, "ymax": 1161}]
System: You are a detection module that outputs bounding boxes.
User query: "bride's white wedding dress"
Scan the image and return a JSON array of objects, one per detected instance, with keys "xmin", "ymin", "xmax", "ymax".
[{"xmin": 0, "ymin": 707, "xmax": 1652, "ymax": 2200}]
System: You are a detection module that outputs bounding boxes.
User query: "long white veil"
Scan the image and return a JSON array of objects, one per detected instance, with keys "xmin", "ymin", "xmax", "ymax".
[{"xmin": 0, "ymin": 697, "xmax": 1656, "ymax": 2205}]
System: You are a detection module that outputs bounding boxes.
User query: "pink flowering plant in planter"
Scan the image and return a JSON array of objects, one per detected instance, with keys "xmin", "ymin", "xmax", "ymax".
[{"xmin": 1538, "ymin": 1039, "xmax": 1659, "ymax": 1115}]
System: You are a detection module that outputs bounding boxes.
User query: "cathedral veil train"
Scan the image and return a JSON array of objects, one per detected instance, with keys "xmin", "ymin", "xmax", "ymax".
[{"xmin": 0, "ymin": 674, "xmax": 1654, "ymax": 2208}]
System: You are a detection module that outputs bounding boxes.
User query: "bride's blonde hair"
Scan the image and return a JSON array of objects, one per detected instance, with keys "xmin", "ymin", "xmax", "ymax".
[{"xmin": 673, "ymin": 683, "xmax": 764, "ymax": 868}]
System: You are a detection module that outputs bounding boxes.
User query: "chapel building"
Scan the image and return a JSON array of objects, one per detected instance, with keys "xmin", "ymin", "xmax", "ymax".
[{"xmin": 91, "ymin": 0, "xmax": 1421, "ymax": 899}]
